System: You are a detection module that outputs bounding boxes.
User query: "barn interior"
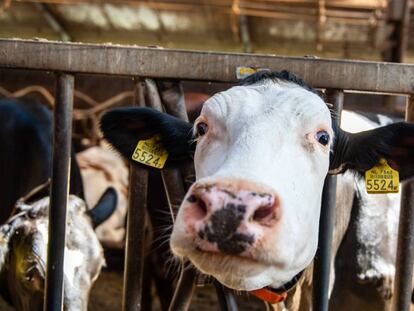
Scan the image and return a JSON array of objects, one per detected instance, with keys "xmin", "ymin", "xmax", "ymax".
[{"xmin": 0, "ymin": 1, "xmax": 413, "ymax": 311}]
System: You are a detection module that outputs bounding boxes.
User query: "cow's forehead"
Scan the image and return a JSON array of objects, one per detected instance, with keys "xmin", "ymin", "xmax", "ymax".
[{"xmin": 202, "ymin": 81, "xmax": 330, "ymax": 125}]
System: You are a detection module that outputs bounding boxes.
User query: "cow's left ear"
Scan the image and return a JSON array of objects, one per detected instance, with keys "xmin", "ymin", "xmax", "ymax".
[
  {"xmin": 100, "ymin": 107, "xmax": 194, "ymax": 168},
  {"xmin": 330, "ymin": 122, "xmax": 414, "ymax": 180}
]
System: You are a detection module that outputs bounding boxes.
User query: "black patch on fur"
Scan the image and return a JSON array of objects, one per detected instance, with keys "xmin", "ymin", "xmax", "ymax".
[
  {"xmin": 87, "ymin": 187, "xmax": 117, "ymax": 227},
  {"xmin": 100, "ymin": 107, "xmax": 194, "ymax": 169},
  {"xmin": 200, "ymin": 203, "xmax": 254, "ymax": 255},
  {"xmin": 240, "ymin": 70, "xmax": 318, "ymax": 95},
  {"xmin": 0, "ymin": 99, "xmax": 84, "ymax": 224}
]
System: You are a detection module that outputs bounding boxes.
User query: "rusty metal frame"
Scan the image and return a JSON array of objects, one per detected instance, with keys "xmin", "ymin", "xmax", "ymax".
[
  {"xmin": 0, "ymin": 38, "xmax": 413, "ymax": 311},
  {"xmin": 1, "ymin": 39, "xmax": 414, "ymax": 94}
]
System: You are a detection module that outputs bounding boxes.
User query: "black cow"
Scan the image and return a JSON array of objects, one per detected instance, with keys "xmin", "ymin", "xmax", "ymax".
[{"xmin": 0, "ymin": 98, "xmax": 84, "ymax": 224}]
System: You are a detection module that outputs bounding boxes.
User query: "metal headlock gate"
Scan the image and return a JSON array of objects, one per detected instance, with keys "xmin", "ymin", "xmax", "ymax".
[{"xmin": 0, "ymin": 39, "xmax": 413, "ymax": 311}]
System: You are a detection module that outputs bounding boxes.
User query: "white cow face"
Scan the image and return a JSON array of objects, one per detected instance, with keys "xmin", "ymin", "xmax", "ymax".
[
  {"xmin": 101, "ymin": 71, "xmax": 414, "ymax": 293},
  {"xmin": 170, "ymin": 80, "xmax": 332, "ymax": 290}
]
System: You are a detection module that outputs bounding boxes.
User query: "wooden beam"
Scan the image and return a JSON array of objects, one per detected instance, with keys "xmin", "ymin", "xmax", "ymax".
[
  {"xmin": 382, "ymin": 0, "xmax": 411, "ymax": 62},
  {"xmin": 1, "ymin": 39, "xmax": 414, "ymax": 94}
]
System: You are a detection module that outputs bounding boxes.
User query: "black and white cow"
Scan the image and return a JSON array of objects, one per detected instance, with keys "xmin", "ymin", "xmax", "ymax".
[
  {"xmin": 0, "ymin": 189, "xmax": 117, "ymax": 311},
  {"xmin": 0, "ymin": 98, "xmax": 116, "ymax": 310},
  {"xmin": 100, "ymin": 71, "xmax": 414, "ymax": 305},
  {"xmin": 329, "ymin": 111, "xmax": 404, "ymax": 311},
  {"xmin": 0, "ymin": 98, "xmax": 84, "ymax": 224}
]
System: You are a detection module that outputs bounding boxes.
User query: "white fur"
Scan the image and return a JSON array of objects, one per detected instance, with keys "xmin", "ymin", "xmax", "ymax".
[
  {"xmin": 77, "ymin": 144, "xmax": 128, "ymax": 246},
  {"xmin": 171, "ymin": 80, "xmax": 333, "ymax": 290},
  {"xmin": 0, "ymin": 196, "xmax": 104, "ymax": 311},
  {"xmin": 341, "ymin": 112, "xmax": 400, "ymax": 284}
]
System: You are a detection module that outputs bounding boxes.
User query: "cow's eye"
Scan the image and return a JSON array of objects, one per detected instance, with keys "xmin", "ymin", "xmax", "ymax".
[
  {"xmin": 195, "ymin": 122, "xmax": 208, "ymax": 137},
  {"xmin": 315, "ymin": 131, "xmax": 330, "ymax": 146}
]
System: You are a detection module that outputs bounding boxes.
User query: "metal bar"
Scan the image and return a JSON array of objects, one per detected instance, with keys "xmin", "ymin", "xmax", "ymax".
[
  {"xmin": 142, "ymin": 79, "xmax": 197, "ymax": 310},
  {"xmin": 312, "ymin": 89, "xmax": 344, "ymax": 311},
  {"xmin": 392, "ymin": 95, "xmax": 414, "ymax": 311},
  {"xmin": 1, "ymin": 39, "xmax": 414, "ymax": 94},
  {"xmin": 214, "ymin": 281, "xmax": 239, "ymax": 311},
  {"xmin": 157, "ymin": 80, "xmax": 195, "ymax": 190},
  {"xmin": 144, "ymin": 79, "xmax": 189, "ymax": 213},
  {"xmin": 122, "ymin": 80, "xmax": 148, "ymax": 311},
  {"xmin": 168, "ymin": 266, "xmax": 197, "ymax": 311},
  {"xmin": 44, "ymin": 73, "xmax": 74, "ymax": 311}
]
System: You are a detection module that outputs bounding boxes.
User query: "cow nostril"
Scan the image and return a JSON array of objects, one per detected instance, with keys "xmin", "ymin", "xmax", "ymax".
[
  {"xmin": 197, "ymin": 198, "xmax": 208, "ymax": 216},
  {"xmin": 187, "ymin": 193, "xmax": 208, "ymax": 219},
  {"xmin": 252, "ymin": 205, "xmax": 274, "ymax": 222}
]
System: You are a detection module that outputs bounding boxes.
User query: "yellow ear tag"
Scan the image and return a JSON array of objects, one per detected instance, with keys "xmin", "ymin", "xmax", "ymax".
[
  {"xmin": 365, "ymin": 159, "xmax": 399, "ymax": 194},
  {"xmin": 236, "ymin": 66, "xmax": 269, "ymax": 79},
  {"xmin": 131, "ymin": 136, "xmax": 168, "ymax": 169}
]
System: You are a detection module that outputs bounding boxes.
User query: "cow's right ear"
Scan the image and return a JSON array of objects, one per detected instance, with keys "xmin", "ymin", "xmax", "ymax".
[{"xmin": 100, "ymin": 107, "xmax": 194, "ymax": 168}]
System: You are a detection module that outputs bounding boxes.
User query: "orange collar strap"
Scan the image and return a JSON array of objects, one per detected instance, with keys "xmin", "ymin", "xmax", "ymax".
[
  {"xmin": 248, "ymin": 270, "xmax": 304, "ymax": 304},
  {"xmin": 249, "ymin": 288, "xmax": 287, "ymax": 304}
]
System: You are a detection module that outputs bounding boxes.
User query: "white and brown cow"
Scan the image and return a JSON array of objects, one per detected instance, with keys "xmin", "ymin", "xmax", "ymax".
[
  {"xmin": 0, "ymin": 189, "xmax": 117, "ymax": 311},
  {"xmin": 76, "ymin": 145, "xmax": 129, "ymax": 247},
  {"xmin": 100, "ymin": 71, "xmax": 414, "ymax": 306}
]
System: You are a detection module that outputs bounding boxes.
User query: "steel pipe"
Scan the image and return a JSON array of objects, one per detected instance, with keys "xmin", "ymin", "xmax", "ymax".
[
  {"xmin": 168, "ymin": 266, "xmax": 197, "ymax": 311},
  {"xmin": 312, "ymin": 89, "xmax": 344, "ymax": 311},
  {"xmin": 142, "ymin": 79, "xmax": 197, "ymax": 310},
  {"xmin": 2, "ymin": 39, "xmax": 414, "ymax": 95},
  {"xmin": 122, "ymin": 80, "xmax": 149, "ymax": 311},
  {"xmin": 44, "ymin": 73, "xmax": 74, "ymax": 311},
  {"xmin": 214, "ymin": 281, "xmax": 239, "ymax": 311}
]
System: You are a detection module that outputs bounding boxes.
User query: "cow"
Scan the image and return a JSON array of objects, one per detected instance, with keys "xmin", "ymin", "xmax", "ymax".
[
  {"xmin": 76, "ymin": 145, "xmax": 129, "ymax": 248},
  {"xmin": 100, "ymin": 70, "xmax": 414, "ymax": 308},
  {"xmin": 0, "ymin": 98, "xmax": 117, "ymax": 310},
  {"xmin": 0, "ymin": 98, "xmax": 84, "ymax": 224},
  {"xmin": 329, "ymin": 111, "xmax": 403, "ymax": 311},
  {"xmin": 278, "ymin": 111, "xmax": 404, "ymax": 311},
  {"xmin": 0, "ymin": 188, "xmax": 117, "ymax": 311}
]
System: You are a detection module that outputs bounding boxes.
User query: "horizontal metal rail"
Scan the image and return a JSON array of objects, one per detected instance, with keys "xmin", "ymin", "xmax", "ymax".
[{"xmin": 1, "ymin": 39, "xmax": 414, "ymax": 94}]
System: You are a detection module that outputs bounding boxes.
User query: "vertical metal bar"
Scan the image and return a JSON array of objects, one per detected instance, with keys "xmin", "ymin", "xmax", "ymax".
[
  {"xmin": 44, "ymin": 73, "xmax": 74, "ymax": 311},
  {"xmin": 144, "ymin": 79, "xmax": 198, "ymax": 311},
  {"xmin": 123, "ymin": 80, "xmax": 148, "ymax": 311},
  {"xmin": 392, "ymin": 95, "xmax": 414, "ymax": 311},
  {"xmin": 313, "ymin": 89, "xmax": 344, "ymax": 311},
  {"xmin": 214, "ymin": 281, "xmax": 238, "ymax": 311},
  {"xmin": 168, "ymin": 266, "xmax": 197, "ymax": 311},
  {"xmin": 157, "ymin": 80, "xmax": 195, "ymax": 190}
]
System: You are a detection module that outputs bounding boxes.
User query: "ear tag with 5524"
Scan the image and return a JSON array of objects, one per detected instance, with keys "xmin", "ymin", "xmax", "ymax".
[
  {"xmin": 365, "ymin": 159, "xmax": 399, "ymax": 194},
  {"xmin": 131, "ymin": 136, "xmax": 168, "ymax": 169}
]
